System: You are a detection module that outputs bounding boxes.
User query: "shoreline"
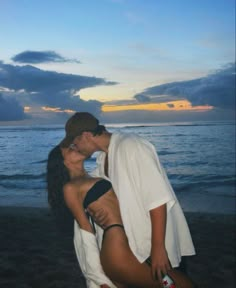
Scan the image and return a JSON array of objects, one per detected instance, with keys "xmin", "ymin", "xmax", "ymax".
[
  {"xmin": 0, "ymin": 206, "xmax": 235, "ymax": 287},
  {"xmin": 1, "ymin": 189, "xmax": 235, "ymax": 215}
]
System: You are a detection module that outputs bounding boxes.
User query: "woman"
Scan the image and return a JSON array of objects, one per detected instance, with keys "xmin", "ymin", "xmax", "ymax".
[{"xmin": 47, "ymin": 145, "xmax": 194, "ymax": 288}]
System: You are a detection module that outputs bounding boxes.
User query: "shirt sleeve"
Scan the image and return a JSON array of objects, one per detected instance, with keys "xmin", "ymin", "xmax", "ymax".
[
  {"xmin": 89, "ymin": 166, "xmax": 100, "ymax": 177},
  {"xmin": 120, "ymin": 136, "xmax": 176, "ymax": 213},
  {"xmin": 73, "ymin": 221, "xmax": 117, "ymax": 288}
]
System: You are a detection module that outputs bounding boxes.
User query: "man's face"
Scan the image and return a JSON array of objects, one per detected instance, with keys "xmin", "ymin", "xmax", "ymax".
[{"xmin": 72, "ymin": 132, "xmax": 94, "ymax": 157}]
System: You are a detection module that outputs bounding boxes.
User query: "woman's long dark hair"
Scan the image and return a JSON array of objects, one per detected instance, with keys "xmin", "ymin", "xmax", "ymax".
[{"xmin": 47, "ymin": 145, "xmax": 74, "ymax": 235}]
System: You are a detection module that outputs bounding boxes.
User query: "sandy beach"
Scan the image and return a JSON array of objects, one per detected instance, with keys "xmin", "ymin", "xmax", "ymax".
[{"xmin": 0, "ymin": 206, "xmax": 235, "ymax": 288}]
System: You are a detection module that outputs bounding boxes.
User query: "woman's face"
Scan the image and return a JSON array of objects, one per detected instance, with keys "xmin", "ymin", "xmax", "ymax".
[{"xmin": 61, "ymin": 147, "xmax": 86, "ymax": 166}]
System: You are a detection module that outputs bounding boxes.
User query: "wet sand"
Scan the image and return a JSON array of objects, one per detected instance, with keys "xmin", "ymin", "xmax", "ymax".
[{"xmin": 0, "ymin": 207, "xmax": 235, "ymax": 288}]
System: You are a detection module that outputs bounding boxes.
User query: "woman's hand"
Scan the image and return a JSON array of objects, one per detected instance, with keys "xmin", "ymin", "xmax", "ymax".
[{"xmin": 151, "ymin": 245, "xmax": 171, "ymax": 284}]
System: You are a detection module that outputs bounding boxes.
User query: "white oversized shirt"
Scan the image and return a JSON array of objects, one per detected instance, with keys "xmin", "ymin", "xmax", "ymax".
[{"xmin": 94, "ymin": 133, "xmax": 195, "ymax": 265}]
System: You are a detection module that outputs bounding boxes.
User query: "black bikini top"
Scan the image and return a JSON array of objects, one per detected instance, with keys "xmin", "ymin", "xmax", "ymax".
[{"xmin": 83, "ymin": 179, "xmax": 112, "ymax": 209}]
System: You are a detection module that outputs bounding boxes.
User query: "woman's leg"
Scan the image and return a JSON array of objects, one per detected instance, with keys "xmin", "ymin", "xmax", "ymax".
[{"xmin": 100, "ymin": 227, "xmax": 160, "ymax": 288}]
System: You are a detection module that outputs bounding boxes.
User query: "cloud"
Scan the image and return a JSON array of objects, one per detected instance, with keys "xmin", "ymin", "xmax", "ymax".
[
  {"xmin": 0, "ymin": 61, "xmax": 117, "ymax": 121},
  {"xmin": 11, "ymin": 50, "xmax": 81, "ymax": 64},
  {"xmin": 135, "ymin": 63, "xmax": 235, "ymax": 110},
  {"xmin": 134, "ymin": 93, "xmax": 151, "ymax": 103},
  {"xmin": 0, "ymin": 93, "xmax": 27, "ymax": 121},
  {"xmin": 166, "ymin": 103, "xmax": 174, "ymax": 108},
  {"xmin": 0, "ymin": 61, "xmax": 116, "ymax": 93}
]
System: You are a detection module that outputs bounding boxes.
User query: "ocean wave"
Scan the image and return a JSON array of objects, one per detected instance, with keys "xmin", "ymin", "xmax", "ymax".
[
  {"xmin": 121, "ymin": 125, "xmax": 158, "ymax": 129},
  {"xmin": 170, "ymin": 173, "xmax": 235, "ymax": 182},
  {"xmin": 173, "ymin": 180, "xmax": 235, "ymax": 196},
  {"xmin": 169, "ymin": 122, "xmax": 235, "ymax": 127},
  {"xmin": 0, "ymin": 173, "xmax": 46, "ymax": 180},
  {"xmin": 0, "ymin": 126, "xmax": 64, "ymax": 133},
  {"xmin": 158, "ymin": 151, "xmax": 178, "ymax": 156},
  {"xmin": 171, "ymin": 174, "xmax": 235, "ymax": 186},
  {"xmin": 0, "ymin": 183, "xmax": 46, "ymax": 190},
  {"xmin": 31, "ymin": 159, "xmax": 48, "ymax": 164},
  {"xmin": 176, "ymin": 160, "xmax": 211, "ymax": 166}
]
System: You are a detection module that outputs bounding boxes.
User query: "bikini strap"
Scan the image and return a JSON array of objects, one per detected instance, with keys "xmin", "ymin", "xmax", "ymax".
[{"xmin": 104, "ymin": 224, "xmax": 124, "ymax": 233}]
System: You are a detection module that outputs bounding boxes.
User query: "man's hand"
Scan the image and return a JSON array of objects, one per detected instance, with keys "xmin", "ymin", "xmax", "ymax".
[
  {"xmin": 87, "ymin": 207, "xmax": 110, "ymax": 228},
  {"xmin": 87, "ymin": 195, "xmax": 123, "ymax": 228},
  {"xmin": 151, "ymin": 245, "xmax": 171, "ymax": 284}
]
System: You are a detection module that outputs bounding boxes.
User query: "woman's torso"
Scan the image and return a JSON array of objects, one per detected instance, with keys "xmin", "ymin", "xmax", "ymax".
[{"xmin": 71, "ymin": 176, "xmax": 123, "ymax": 228}]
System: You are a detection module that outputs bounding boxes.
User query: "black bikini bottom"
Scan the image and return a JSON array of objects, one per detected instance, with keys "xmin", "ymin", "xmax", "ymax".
[{"xmin": 103, "ymin": 224, "xmax": 125, "ymax": 240}]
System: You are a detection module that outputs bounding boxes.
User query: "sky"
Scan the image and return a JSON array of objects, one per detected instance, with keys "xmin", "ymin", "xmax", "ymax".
[{"xmin": 0, "ymin": 0, "xmax": 235, "ymax": 124}]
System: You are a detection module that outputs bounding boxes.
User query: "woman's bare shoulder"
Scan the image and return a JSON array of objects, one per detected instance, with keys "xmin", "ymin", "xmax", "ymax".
[
  {"xmin": 63, "ymin": 177, "xmax": 101, "ymax": 199},
  {"xmin": 63, "ymin": 180, "xmax": 80, "ymax": 200}
]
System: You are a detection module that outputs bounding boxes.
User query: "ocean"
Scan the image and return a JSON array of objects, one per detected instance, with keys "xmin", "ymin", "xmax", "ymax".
[{"xmin": 0, "ymin": 121, "xmax": 235, "ymax": 214}]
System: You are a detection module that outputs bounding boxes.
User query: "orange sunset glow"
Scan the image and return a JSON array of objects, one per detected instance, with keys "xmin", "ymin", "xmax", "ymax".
[
  {"xmin": 102, "ymin": 100, "xmax": 213, "ymax": 112},
  {"xmin": 42, "ymin": 107, "xmax": 75, "ymax": 113},
  {"xmin": 24, "ymin": 106, "xmax": 31, "ymax": 112}
]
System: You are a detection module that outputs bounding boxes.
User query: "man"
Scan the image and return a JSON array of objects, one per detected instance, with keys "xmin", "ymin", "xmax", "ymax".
[{"xmin": 60, "ymin": 112, "xmax": 195, "ymax": 284}]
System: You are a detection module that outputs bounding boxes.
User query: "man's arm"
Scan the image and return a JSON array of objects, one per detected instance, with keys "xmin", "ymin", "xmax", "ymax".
[{"xmin": 150, "ymin": 204, "xmax": 171, "ymax": 284}]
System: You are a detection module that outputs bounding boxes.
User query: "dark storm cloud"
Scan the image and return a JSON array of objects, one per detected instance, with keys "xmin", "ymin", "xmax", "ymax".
[
  {"xmin": 0, "ymin": 61, "xmax": 117, "ymax": 121},
  {"xmin": 36, "ymin": 91, "xmax": 103, "ymax": 115},
  {"xmin": 12, "ymin": 50, "xmax": 81, "ymax": 64},
  {"xmin": 0, "ymin": 62, "xmax": 116, "ymax": 93},
  {"xmin": 0, "ymin": 93, "xmax": 27, "ymax": 121},
  {"xmin": 135, "ymin": 63, "xmax": 235, "ymax": 110},
  {"xmin": 134, "ymin": 93, "xmax": 151, "ymax": 103},
  {"xmin": 134, "ymin": 93, "xmax": 176, "ymax": 104}
]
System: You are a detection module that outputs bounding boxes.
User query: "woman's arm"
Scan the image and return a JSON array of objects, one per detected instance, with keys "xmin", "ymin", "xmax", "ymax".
[
  {"xmin": 64, "ymin": 182, "xmax": 116, "ymax": 288},
  {"xmin": 63, "ymin": 182, "xmax": 93, "ymax": 233}
]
